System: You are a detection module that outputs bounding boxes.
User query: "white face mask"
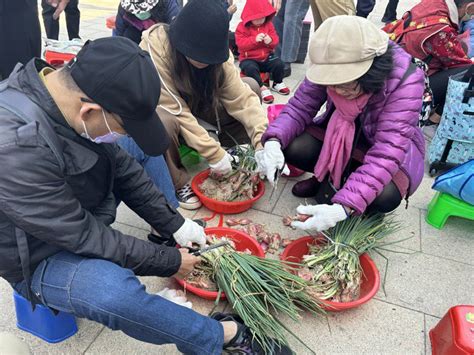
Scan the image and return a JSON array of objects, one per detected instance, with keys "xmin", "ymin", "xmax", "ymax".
[{"xmin": 81, "ymin": 109, "xmax": 126, "ymax": 144}]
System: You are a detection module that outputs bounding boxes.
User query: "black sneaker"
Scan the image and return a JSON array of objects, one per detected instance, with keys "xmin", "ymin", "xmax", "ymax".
[
  {"xmin": 212, "ymin": 313, "xmax": 293, "ymax": 355},
  {"xmin": 176, "ymin": 183, "xmax": 202, "ymax": 210}
]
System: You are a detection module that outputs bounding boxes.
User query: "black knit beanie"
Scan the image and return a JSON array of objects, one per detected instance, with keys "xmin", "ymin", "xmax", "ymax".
[{"xmin": 168, "ymin": 0, "xmax": 229, "ymax": 65}]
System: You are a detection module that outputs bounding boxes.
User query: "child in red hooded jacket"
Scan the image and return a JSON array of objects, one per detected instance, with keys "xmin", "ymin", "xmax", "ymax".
[{"xmin": 236, "ymin": 0, "xmax": 290, "ymax": 104}]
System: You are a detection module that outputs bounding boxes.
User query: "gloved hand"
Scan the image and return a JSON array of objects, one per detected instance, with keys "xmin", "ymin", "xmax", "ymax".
[
  {"xmin": 157, "ymin": 288, "xmax": 193, "ymax": 309},
  {"xmin": 173, "ymin": 218, "xmax": 207, "ymax": 247},
  {"xmin": 255, "ymin": 140, "xmax": 289, "ymax": 186},
  {"xmin": 291, "ymin": 204, "xmax": 348, "ymax": 232},
  {"xmin": 209, "ymin": 153, "xmax": 233, "ymax": 176}
]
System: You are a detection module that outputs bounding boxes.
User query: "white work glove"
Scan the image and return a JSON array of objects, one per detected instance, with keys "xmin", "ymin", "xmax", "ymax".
[
  {"xmin": 255, "ymin": 140, "xmax": 289, "ymax": 186},
  {"xmin": 291, "ymin": 204, "xmax": 348, "ymax": 232},
  {"xmin": 173, "ymin": 218, "xmax": 207, "ymax": 248},
  {"xmin": 157, "ymin": 288, "xmax": 193, "ymax": 309},
  {"xmin": 209, "ymin": 153, "xmax": 233, "ymax": 176}
]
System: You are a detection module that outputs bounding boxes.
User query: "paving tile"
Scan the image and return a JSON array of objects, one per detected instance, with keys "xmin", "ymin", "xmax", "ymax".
[
  {"xmin": 252, "ymin": 178, "xmax": 288, "ymax": 213},
  {"xmin": 112, "ymin": 222, "xmax": 149, "ymax": 241},
  {"xmin": 384, "ymin": 206, "xmax": 421, "ymax": 252},
  {"xmin": 420, "ymin": 212, "xmax": 474, "ymax": 266},
  {"xmin": 116, "ymin": 203, "xmax": 150, "ymax": 231},
  {"xmin": 408, "ymin": 176, "xmax": 436, "ymax": 210},
  {"xmin": 373, "ymin": 252, "xmax": 474, "ymax": 318},
  {"xmin": 0, "ymin": 279, "xmax": 103, "ymax": 355},
  {"xmin": 272, "ymin": 180, "xmax": 305, "ymax": 217},
  {"xmin": 115, "ymin": 203, "xmax": 197, "ymax": 233},
  {"xmin": 282, "ymin": 299, "xmax": 424, "ymax": 354},
  {"xmin": 424, "ymin": 314, "xmax": 441, "ymax": 355}
]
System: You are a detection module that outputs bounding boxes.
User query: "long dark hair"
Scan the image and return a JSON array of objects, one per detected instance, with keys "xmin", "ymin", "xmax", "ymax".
[
  {"xmin": 168, "ymin": 38, "xmax": 225, "ymax": 117},
  {"xmin": 357, "ymin": 44, "xmax": 394, "ymax": 94}
]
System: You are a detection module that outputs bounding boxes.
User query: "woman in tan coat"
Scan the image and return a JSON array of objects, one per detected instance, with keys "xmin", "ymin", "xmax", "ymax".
[{"xmin": 138, "ymin": 0, "xmax": 267, "ymax": 209}]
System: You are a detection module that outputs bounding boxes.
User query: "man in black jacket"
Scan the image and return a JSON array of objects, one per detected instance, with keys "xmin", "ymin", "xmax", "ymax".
[{"xmin": 0, "ymin": 37, "xmax": 290, "ymax": 354}]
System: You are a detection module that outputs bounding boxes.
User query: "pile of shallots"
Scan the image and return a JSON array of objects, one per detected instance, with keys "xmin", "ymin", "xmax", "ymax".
[{"xmin": 225, "ymin": 218, "xmax": 293, "ymax": 254}]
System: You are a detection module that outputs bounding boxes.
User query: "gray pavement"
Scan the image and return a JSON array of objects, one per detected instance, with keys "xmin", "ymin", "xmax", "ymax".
[{"xmin": 0, "ymin": 0, "xmax": 473, "ymax": 354}]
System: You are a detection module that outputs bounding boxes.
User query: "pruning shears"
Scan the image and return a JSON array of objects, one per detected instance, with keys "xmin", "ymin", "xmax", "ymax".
[
  {"xmin": 268, "ymin": 167, "xmax": 284, "ymax": 200},
  {"xmin": 185, "ymin": 241, "xmax": 230, "ymax": 256}
]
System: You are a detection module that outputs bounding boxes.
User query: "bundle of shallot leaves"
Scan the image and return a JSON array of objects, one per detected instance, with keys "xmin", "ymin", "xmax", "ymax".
[
  {"xmin": 199, "ymin": 145, "xmax": 261, "ymax": 202},
  {"xmin": 201, "ymin": 242, "xmax": 324, "ymax": 354},
  {"xmin": 301, "ymin": 214, "xmax": 400, "ymax": 303}
]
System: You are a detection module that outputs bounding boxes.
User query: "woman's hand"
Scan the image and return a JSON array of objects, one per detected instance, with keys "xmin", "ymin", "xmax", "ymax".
[
  {"xmin": 46, "ymin": 0, "xmax": 70, "ymax": 20},
  {"xmin": 255, "ymin": 140, "xmax": 289, "ymax": 186},
  {"xmin": 209, "ymin": 153, "xmax": 233, "ymax": 176},
  {"xmin": 268, "ymin": 0, "xmax": 282, "ymax": 12},
  {"xmin": 291, "ymin": 204, "xmax": 348, "ymax": 232},
  {"xmin": 227, "ymin": 0, "xmax": 237, "ymax": 15}
]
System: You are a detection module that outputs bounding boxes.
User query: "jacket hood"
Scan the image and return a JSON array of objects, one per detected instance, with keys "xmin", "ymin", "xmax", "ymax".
[
  {"xmin": 241, "ymin": 0, "xmax": 276, "ymax": 26},
  {"xmin": 418, "ymin": 0, "xmax": 459, "ymax": 26},
  {"xmin": 141, "ymin": 24, "xmax": 173, "ymax": 71}
]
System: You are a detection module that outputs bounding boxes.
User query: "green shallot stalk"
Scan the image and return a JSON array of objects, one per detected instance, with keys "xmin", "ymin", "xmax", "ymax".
[
  {"xmin": 303, "ymin": 214, "xmax": 401, "ymax": 302},
  {"xmin": 203, "ymin": 247, "xmax": 324, "ymax": 354}
]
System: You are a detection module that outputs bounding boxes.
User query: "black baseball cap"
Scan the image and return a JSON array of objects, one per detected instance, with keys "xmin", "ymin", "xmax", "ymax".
[{"xmin": 67, "ymin": 37, "xmax": 169, "ymax": 156}]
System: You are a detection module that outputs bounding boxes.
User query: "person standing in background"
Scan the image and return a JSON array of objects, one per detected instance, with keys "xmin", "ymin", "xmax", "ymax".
[
  {"xmin": 310, "ymin": 0, "xmax": 356, "ymax": 32},
  {"xmin": 0, "ymin": 0, "xmax": 41, "ymax": 80},
  {"xmin": 42, "ymin": 0, "xmax": 80, "ymax": 40},
  {"xmin": 115, "ymin": 0, "xmax": 181, "ymax": 44},
  {"xmin": 0, "ymin": 0, "xmax": 69, "ymax": 80},
  {"xmin": 273, "ymin": 0, "xmax": 310, "ymax": 77},
  {"xmin": 357, "ymin": 0, "xmax": 400, "ymax": 23}
]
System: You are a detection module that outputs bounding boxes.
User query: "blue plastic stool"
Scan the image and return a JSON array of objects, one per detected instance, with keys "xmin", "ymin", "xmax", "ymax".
[{"xmin": 13, "ymin": 292, "xmax": 78, "ymax": 343}]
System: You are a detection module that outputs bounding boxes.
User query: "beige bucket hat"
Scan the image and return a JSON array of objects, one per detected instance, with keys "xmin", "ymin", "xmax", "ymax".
[{"xmin": 307, "ymin": 15, "xmax": 389, "ymax": 86}]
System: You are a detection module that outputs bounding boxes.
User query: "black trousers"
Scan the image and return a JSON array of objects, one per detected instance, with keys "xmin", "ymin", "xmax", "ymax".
[
  {"xmin": 383, "ymin": 0, "xmax": 399, "ymax": 21},
  {"xmin": 41, "ymin": 0, "xmax": 80, "ymax": 40},
  {"xmin": 283, "ymin": 131, "xmax": 403, "ymax": 214},
  {"xmin": 356, "ymin": 0, "xmax": 398, "ymax": 20},
  {"xmin": 240, "ymin": 55, "xmax": 284, "ymax": 87},
  {"xmin": 0, "ymin": 0, "xmax": 41, "ymax": 80},
  {"xmin": 429, "ymin": 65, "xmax": 472, "ymax": 115},
  {"xmin": 356, "ymin": 0, "xmax": 375, "ymax": 17}
]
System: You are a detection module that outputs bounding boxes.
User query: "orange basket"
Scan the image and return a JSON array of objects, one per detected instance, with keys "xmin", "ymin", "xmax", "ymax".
[
  {"xmin": 175, "ymin": 227, "xmax": 265, "ymax": 300},
  {"xmin": 281, "ymin": 236, "xmax": 380, "ymax": 311},
  {"xmin": 191, "ymin": 169, "xmax": 265, "ymax": 214}
]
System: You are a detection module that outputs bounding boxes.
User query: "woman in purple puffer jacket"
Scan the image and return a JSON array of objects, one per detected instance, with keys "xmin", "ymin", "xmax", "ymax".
[{"xmin": 255, "ymin": 16, "xmax": 425, "ymax": 232}]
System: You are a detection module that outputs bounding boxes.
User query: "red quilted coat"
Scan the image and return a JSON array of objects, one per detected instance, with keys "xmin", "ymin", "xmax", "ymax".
[{"xmin": 235, "ymin": 0, "xmax": 279, "ymax": 62}]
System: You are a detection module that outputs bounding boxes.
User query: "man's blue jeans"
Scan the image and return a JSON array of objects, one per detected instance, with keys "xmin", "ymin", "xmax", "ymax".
[
  {"xmin": 12, "ymin": 251, "xmax": 224, "ymax": 354},
  {"xmin": 118, "ymin": 136, "xmax": 179, "ymax": 209},
  {"xmin": 273, "ymin": 0, "xmax": 310, "ymax": 63}
]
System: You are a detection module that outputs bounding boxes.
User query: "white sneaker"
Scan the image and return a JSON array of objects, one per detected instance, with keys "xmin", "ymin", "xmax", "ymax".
[
  {"xmin": 271, "ymin": 82, "xmax": 290, "ymax": 95},
  {"xmin": 176, "ymin": 184, "xmax": 202, "ymax": 210},
  {"xmin": 261, "ymin": 87, "xmax": 274, "ymax": 104}
]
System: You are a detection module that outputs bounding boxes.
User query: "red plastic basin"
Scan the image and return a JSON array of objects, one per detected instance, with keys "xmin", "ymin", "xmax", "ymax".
[
  {"xmin": 191, "ymin": 169, "xmax": 265, "ymax": 214},
  {"xmin": 281, "ymin": 236, "xmax": 380, "ymax": 311},
  {"xmin": 175, "ymin": 227, "xmax": 265, "ymax": 301}
]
